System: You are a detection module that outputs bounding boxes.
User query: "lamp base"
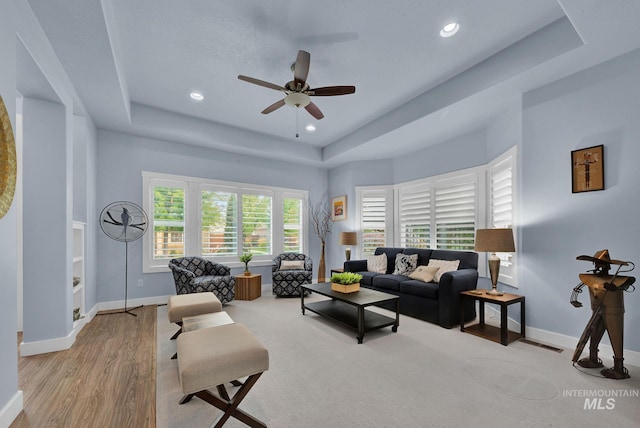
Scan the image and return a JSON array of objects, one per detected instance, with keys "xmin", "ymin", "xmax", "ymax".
[{"xmin": 486, "ymin": 287, "xmax": 503, "ymax": 296}]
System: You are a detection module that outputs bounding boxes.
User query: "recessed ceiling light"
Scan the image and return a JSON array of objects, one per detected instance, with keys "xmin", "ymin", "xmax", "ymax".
[
  {"xmin": 190, "ymin": 91, "xmax": 204, "ymax": 101},
  {"xmin": 440, "ymin": 22, "xmax": 459, "ymax": 38},
  {"xmin": 305, "ymin": 124, "xmax": 316, "ymax": 132}
]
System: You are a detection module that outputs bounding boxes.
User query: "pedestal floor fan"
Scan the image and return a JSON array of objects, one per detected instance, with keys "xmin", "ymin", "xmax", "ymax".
[{"xmin": 99, "ymin": 201, "xmax": 148, "ymax": 316}]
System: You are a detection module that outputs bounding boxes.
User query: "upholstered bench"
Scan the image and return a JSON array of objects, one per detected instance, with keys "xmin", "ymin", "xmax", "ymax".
[
  {"xmin": 167, "ymin": 292, "xmax": 222, "ymax": 359},
  {"xmin": 177, "ymin": 324, "xmax": 269, "ymax": 428}
]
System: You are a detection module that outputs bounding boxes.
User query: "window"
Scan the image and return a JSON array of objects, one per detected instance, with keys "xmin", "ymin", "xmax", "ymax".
[
  {"xmin": 398, "ymin": 185, "xmax": 430, "ymax": 248},
  {"xmin": 151, "ymin": 182, "xmax": 186, "ymax": 259},
  {"xmin": 356, "ymin": 187, "xmax": 393, "ymax": 256},
  {"xmin": 241, "ymin": 193, "xmax": 272, "ymax": 255},
  {"xmin": 143, "ymin": 172, "xmax": 308, "ymax": 273},
  {"xmin": 488, "ymin": 147, "xmax": 517, "ymax": 285},
  {"xmin": 433, "ymin": 180, "xmax": 476, "ymax": 251},
  {"xmin": 283, "ymin": 195, "xmax": 304, "ymax": 253},
  {"xmin": 201, "ymin": 189, "xmax": 237, "ymax": 256}
]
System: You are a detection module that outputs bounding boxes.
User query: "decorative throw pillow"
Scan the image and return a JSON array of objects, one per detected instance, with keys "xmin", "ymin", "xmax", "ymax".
[
  {"xmin": 393, "ymin": 253, "xmax": 418, "ymax": 276},
  {"xmin": 408, "ymin": 265, "xmax": 440, "ymax": 283},
  {"xmin": 427, "ymin": 259, "xmax": 460, "ymax": 283},
  {"xmin": 280, "ymin": 260, "xmax": 305, "ymax": 270},
  {"xmin": 367, "ymin": 254, "xmax": 387, "ymax": 273}
]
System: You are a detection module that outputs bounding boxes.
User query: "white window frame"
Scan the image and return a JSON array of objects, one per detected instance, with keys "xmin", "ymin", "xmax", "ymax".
[{"xmin": 142, "ymin": 171, "xmax": 308, "ymax": 273}]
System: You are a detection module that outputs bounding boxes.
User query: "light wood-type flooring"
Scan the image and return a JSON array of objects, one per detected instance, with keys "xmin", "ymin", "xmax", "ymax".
[{"xmin": 11, "ymin": 305, "xmax": 157, "ymax": 427}]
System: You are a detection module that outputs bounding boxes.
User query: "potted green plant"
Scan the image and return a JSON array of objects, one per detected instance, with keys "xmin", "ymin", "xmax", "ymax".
[
  {"xmin": 239, "ymin": 253, "xmax": 253, "ymax": 275},
  {"xmin": 330, "ymin": 272, "xmax": 363, "ymax": 293}
]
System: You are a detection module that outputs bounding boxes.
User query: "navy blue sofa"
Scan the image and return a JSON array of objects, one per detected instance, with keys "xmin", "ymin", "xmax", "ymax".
[{"xmin": 344, "ymin": 247, "xmax": 478, "ymax": 328}]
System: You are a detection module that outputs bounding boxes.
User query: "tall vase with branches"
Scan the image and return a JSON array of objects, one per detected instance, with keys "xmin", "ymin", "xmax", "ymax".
[{"xmin": 309, "ymin": 195, "xmax": 333, "ymax": 283}]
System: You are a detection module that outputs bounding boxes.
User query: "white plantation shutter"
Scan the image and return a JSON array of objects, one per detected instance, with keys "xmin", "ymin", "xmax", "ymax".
[
  {"xmin": 359, "ymin": 189, "xmax": 392, "ymax": 256},
  {"xmin": 489, "ymin": 150, "xmax": 517, "ymax": 285},
  {"xmin": 399, "ymin": 186, "xmax": 430, "ymax": 248},
  {"xmin": 434, "ymin": 181, "xmax": 476, "ymax": 250}
]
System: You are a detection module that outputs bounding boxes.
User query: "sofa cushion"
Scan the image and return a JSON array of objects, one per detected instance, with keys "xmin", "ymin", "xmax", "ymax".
[
  {"xmin": 430, "ymin": 249, "xmax": 478, "ymax": 270},
  {"xmin": 427, "ymin": 259, "xmax": 460, "ymax": 283},
  {"xmin": 408, "ymin": 265, "xmax": 440, "ymax": 282},
  {"xmin": 367, "ymin": 254, "xmax": 387, "ymax": 273},
  {"xmin": 371, "ymin": 274, "xmax": 406, "ymax": 291},
  {"xmin": 357, "ymin": 271, "xmax": 378, "ymax": 286},
  {"xmin": 393, "ymin": 253, "xmax": 418, "ymax": 275},
  {"xmin": 401, "ymin": 248, "xmax": 433, "ymax": 267},
  {"xmin": 399, "ymin": 280, "xmax": 439, "ymax": 299},
  {"xmin": 375, "ymin": 248, "xmax": 404, "ymax": 274}
]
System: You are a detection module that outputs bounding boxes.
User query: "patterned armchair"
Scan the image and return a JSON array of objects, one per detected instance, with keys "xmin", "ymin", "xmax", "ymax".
[
  {"xmin": 272, "ymin": 253, "xmax": 313, "ymax": 297},
  {"xmin": 168, "ymin": 257, "xmax": 235, "ymax": 304}
]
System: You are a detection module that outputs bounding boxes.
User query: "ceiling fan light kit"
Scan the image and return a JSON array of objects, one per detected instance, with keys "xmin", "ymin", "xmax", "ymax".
[{"xmin": 238, "ymin": 49, "xmax": 355, "ymax": 121}]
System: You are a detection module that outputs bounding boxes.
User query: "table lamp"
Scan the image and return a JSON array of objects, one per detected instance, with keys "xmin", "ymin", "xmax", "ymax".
[
  {"xmin": 474, "ymin": 228, "xmax": 515, "ymax": 296},
  {"xmin": 339, "ymin": 231, "xmax": 358, "ymax": 261}
]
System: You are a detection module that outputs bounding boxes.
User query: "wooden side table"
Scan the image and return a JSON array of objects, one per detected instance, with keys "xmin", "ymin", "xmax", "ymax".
[
  {"xmin": 330, "ymin": 268, "xmax": 344, "ymax": 276},
  {"xmin": 235, "ymin": 274, "xmax": 262, "ymax": 300},
  {"xmin": 460, "ymin": 290, "xmax": 525, "ymax": 346}
]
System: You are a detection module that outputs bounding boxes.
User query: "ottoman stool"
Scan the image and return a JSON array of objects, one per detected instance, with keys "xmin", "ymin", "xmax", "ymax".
[
  {"xmin": 168, "ymin": 292, "xmax": 222, "ymax": 359},
  {"xmin": 177, "ymin": 323, "xmax": 269, "ymax": 428}
]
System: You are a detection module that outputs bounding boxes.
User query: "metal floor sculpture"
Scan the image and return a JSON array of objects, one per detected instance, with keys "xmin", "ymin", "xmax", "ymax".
[{"xmin": 570, "ymin": 249, "xmax": 636, "ymax": 379}]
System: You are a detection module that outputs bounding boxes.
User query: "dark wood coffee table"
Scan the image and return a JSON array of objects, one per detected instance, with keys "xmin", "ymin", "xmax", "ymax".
[{"xmin": 301, "ymin": 283, "xmax": 400, "ymax": 344}]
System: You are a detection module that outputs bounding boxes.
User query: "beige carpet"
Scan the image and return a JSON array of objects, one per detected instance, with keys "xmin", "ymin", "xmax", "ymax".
[{"xmin": 157, "ymin": 293, "xmax": 640, "ymax": 427}]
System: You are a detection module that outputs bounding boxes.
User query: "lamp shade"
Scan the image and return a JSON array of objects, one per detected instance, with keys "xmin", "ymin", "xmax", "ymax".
[
  {"xmin": 474, "ymin": 228, "xmax": 515, "ymax": 252},
  {"xmin": 339, "ymin": 231, "xmax": 358, "ymax": 246}
]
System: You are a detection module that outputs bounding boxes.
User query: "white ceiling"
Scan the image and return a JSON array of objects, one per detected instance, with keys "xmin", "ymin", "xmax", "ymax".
[{"xmin": 23, "ymin": 0, "xmax": 640, "ymax": 168}]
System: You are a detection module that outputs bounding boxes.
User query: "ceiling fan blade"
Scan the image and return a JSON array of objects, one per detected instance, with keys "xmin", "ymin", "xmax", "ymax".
[
  {"xmin": 309, "ymin": 85, "xmax": 356, "ymax": 96},
  {"xmin": 238, "ymin": 75, "xmax": 286, "ymax": 92},
  {"xmin": 293, "ymin": 50, "xmax": 310, "ymax": 89},
  {"xmin": 304, "ymin": 102, "xmax": 324, "ymax": 120},
  {"xmin": 261, "ymin": 99, "xmax": 286, "ymax": 114}
]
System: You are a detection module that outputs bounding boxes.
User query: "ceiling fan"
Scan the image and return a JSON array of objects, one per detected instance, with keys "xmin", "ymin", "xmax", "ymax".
[{"xmin": 238, "ymin": 50, "xmax": 355, "ymax": 120}]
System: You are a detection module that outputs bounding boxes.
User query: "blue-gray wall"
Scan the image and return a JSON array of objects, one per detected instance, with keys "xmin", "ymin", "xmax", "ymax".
[
  {"xmin": 0, "ymin": 0, "xmax": 19, "ymax": 418},
  {"xmin": 96, "ymin": 130, "xmax": 328, "ymax": 302},
  {"xmin": 521, "ymin": 48, "xmax": 640, "ymax": 352}
]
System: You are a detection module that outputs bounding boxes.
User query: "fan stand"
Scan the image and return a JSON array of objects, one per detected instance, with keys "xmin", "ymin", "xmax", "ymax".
[{"xmin": 98, "ymin": 230, "xmax": 141, "ymax": 317}]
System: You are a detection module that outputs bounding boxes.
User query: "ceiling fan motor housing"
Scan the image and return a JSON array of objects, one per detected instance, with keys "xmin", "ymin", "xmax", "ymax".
[{"xmin": 285, "ymin": 92, "xmax": 311, "ymax": 108}]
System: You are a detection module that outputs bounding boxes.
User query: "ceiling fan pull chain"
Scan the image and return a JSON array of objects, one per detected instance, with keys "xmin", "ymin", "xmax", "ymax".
[{"xmin": 296, "ymin": 108, "xmax": 300, "ymax": 138}]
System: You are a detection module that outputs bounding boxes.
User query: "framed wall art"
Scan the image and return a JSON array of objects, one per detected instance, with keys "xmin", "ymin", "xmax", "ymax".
[
  {"xmin": 571, "ymin": 145, "xmax": 604, "ymax": 193},
  {"xmin": 331, "ymin": 195, "xmax": 347, "ymax": 221}
]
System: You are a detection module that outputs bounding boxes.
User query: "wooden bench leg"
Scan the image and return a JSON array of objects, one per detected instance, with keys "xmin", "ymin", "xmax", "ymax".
[
  {"xmin": 170, "ymin": 323, "xmax": 183, "ymax": 340},
  {"xmin": 193, "ymin": 373, "xmax": 266, "ymax": 428}
]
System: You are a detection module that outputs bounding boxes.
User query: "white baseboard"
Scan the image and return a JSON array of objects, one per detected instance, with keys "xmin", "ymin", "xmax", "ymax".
[
  {"xmin": 20, "ymin": 327, "xmax": 76, "ymax": 357},
  {"xmin": 482, "ymin": 306, "xmax": 640, "ymax": 367},
  {"xmin": 96, "ymin": 295, "xmax": 170, "ymax": 311},
  {"xmin": 0, "ymin": 390, "xmax": 23, "ymax": 428}
]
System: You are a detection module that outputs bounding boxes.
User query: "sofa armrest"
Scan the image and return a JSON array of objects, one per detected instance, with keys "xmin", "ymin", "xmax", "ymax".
[
  {"xmin": 344, "ymin": 259, "xmax": 367, "ymax": 273},
  {"xmin": 437, "ymin": 268, "xmax": 479, "ymax": 328}
]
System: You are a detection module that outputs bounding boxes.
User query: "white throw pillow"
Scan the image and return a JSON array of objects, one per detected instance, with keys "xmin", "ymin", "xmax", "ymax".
[
  {"xmin": 280, "ymin": 260, "xmax": 305, "ymax": 270},
  {"xmin": 408, "ymin": 265, "xmax": 440, "ymax": 283},
  {"xmin": 367, "ymin": 254, "xmax": 387, "ymax": 274},
  {"xmin": 393, "ymin": 253, "xmax": 418, "ymax": 276},
  {"xmin": 427, "ymin": 259, "xmax": 460, "ymax": 283}
]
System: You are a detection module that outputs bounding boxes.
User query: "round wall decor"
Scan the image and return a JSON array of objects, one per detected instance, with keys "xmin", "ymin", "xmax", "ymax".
[{"xmin": 0, "ymin": 95, "xmax": 17, "ymax": 219}]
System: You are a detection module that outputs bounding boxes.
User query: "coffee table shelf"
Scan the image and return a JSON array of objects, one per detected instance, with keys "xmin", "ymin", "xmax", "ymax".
[{"xmin": 301, "ymin": 283, "xmax": 399, "ymax": 344}]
